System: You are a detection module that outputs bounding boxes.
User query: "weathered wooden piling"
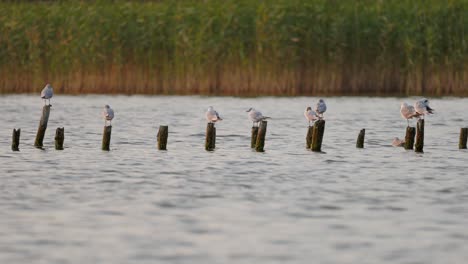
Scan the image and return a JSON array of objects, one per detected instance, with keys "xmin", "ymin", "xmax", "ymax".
[
  {"xmin": 205, "ymin": 123, "xmax": 216, "ymax": 151},
  {"xmin": 459, "ymin": 128, "xmax": 468, "ymax": 149},
  {"xmin": 34, "ymin": 105, "xmax": 51, "ymax": 148},
  {"xmin": 255, "ymin": 121, "xmax": 268, "ymax": 152},
  {"xmin": 404, "ymin": 126, "xmax": 416, "ymax": 150},
  {"xmin": 415, "ymin": 119, "xmax": 424, "ymax": 153},
  {"xmin": 102, "ymin": 125, "xmax": 112, "ymax": 151},
  {"xmin": 157, "ymin": 125, "xmax": 169, "ymax": 150},
  {"xmin": 306, "ymin": 126, "xmax": 313, "ymax": 149},
  {"xmin": 311, "ymin": 120, "xmax": 325, "ymax": 152},
  {"xmin": 251, "ymin": 126, "xmax": 259, "ymax": 148},
  {"xmin": 12, "ymin": 128, "xmax": 20, "ymax": 151},
  {"xmin": 55, "ymin": 127, "xmax": 64, "ymax": 150},
  {"xmin": 356, "ymin": 129, "xmax": 365, "ymax": 148}
]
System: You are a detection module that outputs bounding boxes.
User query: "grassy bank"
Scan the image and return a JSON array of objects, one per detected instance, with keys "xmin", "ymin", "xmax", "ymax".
[{"xmin": 0, "ymin": 0, "xmax": 467, "ymax": 96}]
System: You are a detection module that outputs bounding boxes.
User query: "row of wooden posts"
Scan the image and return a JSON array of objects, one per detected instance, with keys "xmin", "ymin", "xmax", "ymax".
[{"xmin": 10, "ymin": 106, "xmax": 468, "ymax": 152}]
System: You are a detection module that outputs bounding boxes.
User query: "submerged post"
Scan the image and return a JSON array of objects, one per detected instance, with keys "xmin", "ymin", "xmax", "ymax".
[
  {"xmin": 34, "ymin": 105, "xmax": 51, "ymax": 148},
  {"xmin": 311, "ymin": 120, "xmax": 325, "ymax": 152},
  {"xmin": 404, "ymin": 127, "xmax": 416, "ymax": 150},
  {"xmin": 251, "ymin": 127, "xmax": 259, "ymax": 148},
  {"xmin": 12, "ymin": 128, "xmax": 20, "ymax": 151},
  {"xmin": 459, "ymin": 128, "xmax": 468, "ymax": 149},
  {"xmin": 102, "ymin": 126, "xmax": 112, "ymax": 151},
  {"xmin": 415, "ymin": 119, "xmax": 424, "ymax": 153},
  {"xmin": 306, "ymin": 126, "xmax": 313, "ymax": 149},
  {"xmin": 55, "ymin": 127, "xmax": 64, "ymax": 150},
  {"xmin": 157, "ymin": 125, "xmax": 169, "ymax": 150},
  {"xmin": 205, "ymin": 123, "xmax": 216, "ymax": 151},
  {"xmin": 255, "ymin": 121, "xmax": 268, "ymax": 152},
  {"xmin": 356, "ymin": 129, "xmax": 365, "ymax": 148}
]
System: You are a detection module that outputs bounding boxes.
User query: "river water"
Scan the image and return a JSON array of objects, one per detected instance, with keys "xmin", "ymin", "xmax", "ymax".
[{"xmin": 1, "ymin": 95, "xmax": 467, "ymax": 264}]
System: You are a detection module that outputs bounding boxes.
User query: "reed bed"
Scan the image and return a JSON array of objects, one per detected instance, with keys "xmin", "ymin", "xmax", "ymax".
[{"xmin": 0, "ymin": 0, "xmax": 466, "ymax": 96}]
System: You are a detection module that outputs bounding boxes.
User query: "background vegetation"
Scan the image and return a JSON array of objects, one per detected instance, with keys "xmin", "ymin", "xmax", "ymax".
[{"xmin": 0, "ymin": 0, "xmax": 466, "ymax": 96}]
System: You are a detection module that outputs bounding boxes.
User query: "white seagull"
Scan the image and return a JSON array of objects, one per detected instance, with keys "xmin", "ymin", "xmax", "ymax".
[
  {"xmin": 400, "ymin": 102, "xmax": 419, "ymax": 126},
  {"xmin": 246, "ymin": 108, "xmax": 269, "ymax": 127},
  {"xmin": 414, "ymin": 98, "xmax": 434, "ymax": 119},
  {"xmin": 304, "ymin": 106, "xmax": 318, "ymax": 126},
  {"xmin": 40, "ymin": 84, "xmax": 53, "ymax": 106},
  {"xmin": 103, "ymin": 105, "xmax": 114, "ymax": 126},
  {"xmin": 315, "ymin": 99, "xmax": 327, "ymax": 119},
  {"xmin": 205, "ymin": 106, "xmax": 222, "ymax": 123}
]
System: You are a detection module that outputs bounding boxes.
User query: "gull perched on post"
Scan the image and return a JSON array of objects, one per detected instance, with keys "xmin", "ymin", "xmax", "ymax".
[
  {"xmin": 103, "ymin": 105, "xmax": 114, "ymax": 126},
  {"xmin": 400, "ymin": 102, "xmax": 419, "ymax": 126},
  {"xmin": 304, "ymin": 106, "xmax": 318, "ymax": 127},
  {"xmin": 40, "ymin": 84, "xmax": 53, "ymax": 106},
  {"xmin": 414, "ymin": 98, "xmax": 434, "ymax": 119},
  {"xmin": 246, "ymin": 108, "xmax": 269, "ymax": 127},
  {"xmin": 315, "ymin": 99, "xmax": 327, "ymax": 119},
  {"xmin": 205, "ymin": 106, "xmax": 222, "ymax": 123}
]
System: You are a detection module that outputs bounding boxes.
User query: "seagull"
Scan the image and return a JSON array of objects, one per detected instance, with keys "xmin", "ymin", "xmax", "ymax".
[
  {"xmin": 315, "ymin": 99, "xmax": 327, "ymax": 119},
  {"xmin": 414, "ymin": 98, "xmax": 434, "ymax": 119},
  {"xmin": 205, "ymin": 106, "xmax": 222, "ymax": 123},
  {"xmin": 392, "ymin": 137, "xmax": 405, "ymax": 147},
  {"xmin": 246, "ymin": 108, "xmax": 269, "ymax": 127},
  {"xmin": 103, "ymin": 105, "xmax": 114, "ymax": 126},
  {"xmin": 400, "ymin": 102, "xmax": 420, "ymax": 126},
  {"xmin": 40, "ymin": 84, "xmax": 53, "ymax": 106},
  {"xmin": 304, "ymin": 106, "xmax": 318, "ymax": 126}
]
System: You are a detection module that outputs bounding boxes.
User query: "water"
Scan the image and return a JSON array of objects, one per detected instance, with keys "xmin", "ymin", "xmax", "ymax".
[{"xmin": 1, "ymin": 95, "xmax": 468, "ymax": 264}]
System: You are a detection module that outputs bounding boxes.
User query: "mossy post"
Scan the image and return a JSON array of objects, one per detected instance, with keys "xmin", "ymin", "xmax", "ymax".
[
  {"xmin": 404, "ymin": 126, "xmax": 416, "ymax": 150},
  {"xmin": 311, "ymin": 120, "xmax": 325, "ymax": 152},
  {"xmin": 255, "ymin": 121, "xmax": 268, "ymax": 152},
  {"xmin": 102, "ymin": 125, "xmax": 112, "ymax": 151},
  {"xmin": 12, "ymin": 128, "xmax": 20, "ymax": 151},
  {"xmin": 459, "ymin": 128, "xmax": 468, "ymax": 149},
  {"xmin": 205, "ymin": 123, "xmax": 216, "ymax": 151},
  {"xmin": 157, "ymin": 125, "xmax": 169, "ymax": 150},
  {"xmin": 306, "ymin": 126, "xmax": 313, "ymax": 149},
  {"xmin": 356, "ymin": 129, "xmax": 365, "ymax": 148},
  {"xmin": 251, "ymin": 126, "xmax": 259, "ymax": 148},
  {"xmin": 55, "ymin": 127, "xmax": 64, "ymax": 150},
  {"xmin": 34, "ymin": 105, "xmax": 51, "ymax": 148},
  {"xmin": 415, "ymin": 119, "xmax": 424, "ymax": 153}
]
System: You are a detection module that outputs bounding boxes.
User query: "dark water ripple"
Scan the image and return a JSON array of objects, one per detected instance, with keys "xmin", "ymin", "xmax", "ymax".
[{"xmin": 1, "ymin": 95, "xmax": 468, "ymax": 264}]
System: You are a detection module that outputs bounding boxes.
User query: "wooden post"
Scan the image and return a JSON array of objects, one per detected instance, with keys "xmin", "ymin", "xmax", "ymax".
[
  {"xmin": 12, "ymin": 128, "xmax": 20, "ymax": 151},
  {"xmin": 415, "ymin": 119, "xmax": 424, "ymax": 153},
  {"xmin": 102, "ymin": 126, "xmax": 112, "ymax": 151},
  {"xmin": 157, "ymin": 125, "xmax": 169, "ymax": 150},
  {"xmin": 311, "ymin": 120, "xmax": 325, "ymax": 152},
  {"xmin": 459, "ymin": 128, "xmax": 468, "ymax": 149},
  {"xmin": 306, "ymin": 126, "xmax": 313, "ymax": 149},
  {"xmin": 356, "ymin": 129, "xmax": 365, "ymax": 148},
  {"xmin": 34, "ymin": 105, "xmax": 51, "ymax": 148},
  {"xmin": 251, "ymin": 126, "xmax": 259, "ymax": 148},
  {"xmin": 55, "ymin": 127, "xmax": 64, "ymax": 150},
  {"xmin": 255, "ymin": 121, "xmax": 268, "ymax": 152},
  {"xmin": 404, "ymin": 126, "xmax": 416, "ymax": 150},
  {"xmin": 205, "ymin": 123, "xmax": 216, "ymax": 151}
]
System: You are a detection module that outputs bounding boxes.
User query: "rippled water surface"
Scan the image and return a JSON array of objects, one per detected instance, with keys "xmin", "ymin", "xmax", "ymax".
[{"xmin": 1, "ymin": 95, "xmax": 468, "ymax": 264}]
